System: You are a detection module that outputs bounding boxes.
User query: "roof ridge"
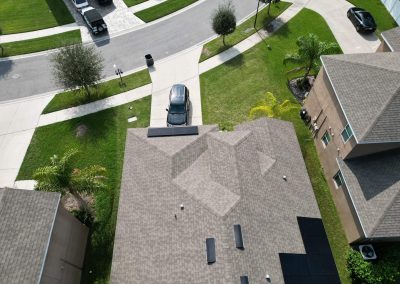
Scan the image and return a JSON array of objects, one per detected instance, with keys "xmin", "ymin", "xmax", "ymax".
[
  {"xmin": 361, "ymin": 85, "xmax": 400, "ymax": 141},
  {"xmin": 322, "ymin": 54, "xmax": 400, "ymax": 74},
  {"xmin": 369, "ymin": 189, "xmax": 400, "ymax": 237}
]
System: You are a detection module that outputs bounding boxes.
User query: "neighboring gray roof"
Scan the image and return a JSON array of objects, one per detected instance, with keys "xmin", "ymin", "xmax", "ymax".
[
  {"xmin": 321, "ymin": 52, "xmax": 400, "ymax": 143},
  {"xmin": 382, "ymin": 27, "xmax": 400, "ymax": 51},
  {"xmin": 338, "ymin": 149, "xmax": 400, "ymax": 239},
  {"xmin": 0, "ymin": 188, "xmax": 60, "ymax": 283},
  {"xmin": 111, "ymin": 119, "xmax": 325, "ymax": 283}
]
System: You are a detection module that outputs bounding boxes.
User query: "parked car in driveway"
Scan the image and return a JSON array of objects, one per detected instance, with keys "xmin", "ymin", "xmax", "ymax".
[
  {"xmin": 97, "ymin": 0, "xmax": 113, "ymax": 5},
  {"xmin": 71, "ymin": 0, "xmax": 89, "ymax": 11},
  {"xmin": 347, "ymin": 7, "xmax": 377, "ymax": 33},
  {"xmin": 80, "ymin": 6, "xmax": 108, "ymax": 35},
  {"xmin": 166, "ymin": 84, "xmax": 190, "ymax": 127}
]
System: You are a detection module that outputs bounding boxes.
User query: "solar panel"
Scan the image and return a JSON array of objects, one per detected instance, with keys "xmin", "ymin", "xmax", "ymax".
[
  {"xmin": 240, "ymin": 275, "xmax": 249, "ymax": 284},
  {"xmin": 206, "ymin": 238, "xmax": 216, "ymax": 264},
  {"xmin": 234, "ymin": 224, "xmax": 244, "ymax": 249},
  {"xmin": 147, "ymin": 126, "xmax": 199, "ymax": 137}
]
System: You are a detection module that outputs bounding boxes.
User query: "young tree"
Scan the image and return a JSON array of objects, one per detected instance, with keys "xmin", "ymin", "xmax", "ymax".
[
  {"xmin": 212, "ymin": 1, "xmax": 236, "ymax": 46},
  {"xmin": 33, "ymin": 148, "xmax": 106, "ymax": 214},
  {"xmin": 283, "ymin": 33, "xmax": 340, "ymax": 87},
  {"xmin": 249, "ymin": 92, "xmax": 297, "ymax": 119},
  {"xmin": 51, "ymin": 43, "xmax": 104, "ymax": 99}
]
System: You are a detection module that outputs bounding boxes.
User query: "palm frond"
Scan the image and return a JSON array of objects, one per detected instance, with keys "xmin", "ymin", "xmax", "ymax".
[
  {"xmin": 249, "ymin": 106, "xmax": 275, "ymax": 118},
  {"xmin": 283, "ymin": 54, "xmax": 304, "ymax": 66}
]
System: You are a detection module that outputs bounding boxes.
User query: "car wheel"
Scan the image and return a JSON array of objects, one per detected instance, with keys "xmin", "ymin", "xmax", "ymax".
[{"xmin": 356, "ymin": 26, "xmax": 361, "ymax": 32}]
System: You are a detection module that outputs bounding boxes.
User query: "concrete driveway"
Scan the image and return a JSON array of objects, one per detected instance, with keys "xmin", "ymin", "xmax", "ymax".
[{"xmin": 306, "ymin": 0, "xmax": 381, "ymax": 53}]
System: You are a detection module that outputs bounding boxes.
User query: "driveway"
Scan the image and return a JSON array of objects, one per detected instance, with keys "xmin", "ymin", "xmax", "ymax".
[{"xmin": 306, "ymin": 0, "xmax": 381, "ymax": 53}]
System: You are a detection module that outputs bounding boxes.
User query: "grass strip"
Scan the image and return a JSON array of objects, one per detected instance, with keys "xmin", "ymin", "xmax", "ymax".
[
  {"xmin": 135, "ymin": 0, "xmax": 197, "ymax": 22},
  {"xmin": 17, "ymin": 96, "xmax": 151, "ymax": 283},
  {"xmin": 0, "ymin": 30, "xmax": 81, "ymax": 58},
  {"xmin": 200, "ymin": 2, "xmax": 291, "ymax": 62},
  {"xmin": 43, "ymin": 69, "xmax": 151, "ymax": 114},
  {"xmin": 200, "ymin": 8, "xmax": 351, "ymax": 283},
  {"xmin": 123, "ymin": 0, "xmax": 148, "ymax": 7}
]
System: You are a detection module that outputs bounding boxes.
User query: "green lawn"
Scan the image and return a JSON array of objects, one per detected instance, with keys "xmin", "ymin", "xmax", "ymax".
[
  {"xmin": 200, "ymin": 2, "xmax": 291, "ymax": 62},
  {"xmin": 0, "ymin": 0, "xmax": 74, "ymax": 34},
  {"xmin": 123, "ymin": 0, "xmax": 148, "ymax": 7},
  {"xmin": 200, "ymin": 8, "xmax": 351, "ymax": 284},
  {"xmin": 135, "ymin": 0, "xmax": 197, "ymax": 22},
  {"xmin": 18, "ymin": 96, "xmax": 151, "ymax": 283},
  {"xmin": 347, "ymin": 0, "xmax": 398, "ymax": 36},
  {"xmin": 0, "ymin": 30, "xmax": 81, "ymax": 58},
  {"xmin": 43, "ymin": 69, "xmax": 151, "ymax": 114}
]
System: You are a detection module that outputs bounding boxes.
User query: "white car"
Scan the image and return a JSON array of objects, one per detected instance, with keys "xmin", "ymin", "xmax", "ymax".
[{"xmin": 72, "ymin": 0, "xmax": 89, "ymax": 11}]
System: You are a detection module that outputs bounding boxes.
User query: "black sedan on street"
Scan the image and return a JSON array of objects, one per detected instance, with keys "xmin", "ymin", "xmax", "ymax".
[{"xmin": 347, "ymin": 7, "xmax": 377, "ymax": 33}]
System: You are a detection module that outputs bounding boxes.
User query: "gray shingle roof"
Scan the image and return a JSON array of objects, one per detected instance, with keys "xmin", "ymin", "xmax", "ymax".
[
  {"xmin": 111, "ymin": 119, "xmax": 324, "ymax": 283},
  {"xmin": 0, "ymin": 188, "xmax": 60, "ymax": 283},
  {"xmin": 382, "ymin": 27, "xmax": 400, "ymax": 51},
  {"xmin": 337, "ymin": 149, "xmax": 400, "ymax": 238},
  {"xmin": 321, "ymin": 52, "xmax": 400, "ymax": 143}
]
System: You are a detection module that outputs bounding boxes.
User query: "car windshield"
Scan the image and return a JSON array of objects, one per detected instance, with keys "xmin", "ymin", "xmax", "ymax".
[
  {"xmin": 76, "ymin": 0, "xmax": 86, "ymax": 4},
  {"xmin": 169, "ymin": 104, "xmax": 185, "ymax": 114}
]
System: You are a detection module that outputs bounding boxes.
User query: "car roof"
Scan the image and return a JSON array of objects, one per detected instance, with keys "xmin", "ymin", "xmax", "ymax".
[
  {"xmin": 170, "ymin": 84, "xmax": 187, "ymax": 104},
  {"xmin": 83, "ymin": 7, "xmax": 103, "ymax": 22}
]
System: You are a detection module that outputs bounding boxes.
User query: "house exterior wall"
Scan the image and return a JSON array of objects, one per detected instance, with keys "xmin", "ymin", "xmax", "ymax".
[
  {"xmin": 40, "ymin": 206, "xmax": 89, "ymax": 284},
  {"xmin": 377, "ymin": 41, "xmax": 393, "ymax": 52},
  {"xmin": 304, "ymin": 68, "xmax": 364, "ymax": 243}
]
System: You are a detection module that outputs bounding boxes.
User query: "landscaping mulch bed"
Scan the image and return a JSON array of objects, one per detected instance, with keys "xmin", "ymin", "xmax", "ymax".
[{"xmin": 288, "ymin": 76, "xmax": 315, "ymax": 103}]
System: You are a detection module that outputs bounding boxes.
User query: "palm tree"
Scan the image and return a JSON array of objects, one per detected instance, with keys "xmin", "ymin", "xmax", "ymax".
[
  {"xmin": 33, "ymin": 148, "xmax": 106, "ymax": 214},
  {"xmin": 249, "ymin": 92, "xmax": 298, "ymax": 119},
  {"xmin": 283, "ymin": 33, "xmax": 340, "ymax": 87}
]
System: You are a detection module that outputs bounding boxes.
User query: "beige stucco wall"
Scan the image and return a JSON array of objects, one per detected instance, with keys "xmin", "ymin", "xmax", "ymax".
[
  {"xmin": 40, "ymin": 206, "xmax": 89, "ymax": 284},
  {"xmin": 304, "ymin": 68, "xmax": 364, "ymax": 243},
  {"xmin": 376, "ymin": 41, "xmax": 392, "ymax": 52}
]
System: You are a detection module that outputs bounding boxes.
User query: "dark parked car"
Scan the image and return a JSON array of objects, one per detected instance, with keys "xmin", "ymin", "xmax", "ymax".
[
  {"xmin": 166, "ymin": 84, "xmax": 190, "ymax": 127},
  {"xmin": 347, "ymin": 7, "xmax": 376, "ymax": 33},
  {"xmin": 80, "ymin": 6, "xmax": 108, "ymax": 35}
]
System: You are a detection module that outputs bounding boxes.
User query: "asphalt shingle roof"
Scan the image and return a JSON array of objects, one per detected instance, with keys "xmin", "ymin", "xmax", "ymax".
[
  {"xmin": 0, "ymin": 188, "xmax": 60, "ymax": 283},
  {"xmin": 111, "ymin": 119, "xmax": 333, "ymax": 283},
  {"xmin": 321, "ymin": 52, "xmax": 400, "ymax": 143},
  {"xmin": 338, "ymin": 149, "xmax": 400, "ymax": 238},
  {"xmin": 382, "ymin": 27, "xmax": 400, "ymax": 51}
]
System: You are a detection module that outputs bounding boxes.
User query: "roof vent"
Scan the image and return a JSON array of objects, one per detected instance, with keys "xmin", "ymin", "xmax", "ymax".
[
  {"xmin": 234, "ymin": 224, "xmax": 244, "ymax": 249},
  {"xmin": 240, "ymin": 275, "xmax": 249, "ymax": 284},
  {"xmin": 206, "ymin": 238, "xmax": 216, "ymax": 264},
  {"xmin": 282, "ymin": 175, "xmax": 287, "ymax": 181}
]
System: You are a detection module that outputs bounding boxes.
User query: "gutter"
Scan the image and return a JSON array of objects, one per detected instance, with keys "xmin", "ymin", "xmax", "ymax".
[
  {"xmin": 335, "ymin": 158, "xmax": 367, "ymax": 238},
  {"xmin": 381, "ymin": 33, "xmax": 395, "ymax": 52},
  {"xmin": 320, "ymin": 57, "xmax": 360, "ymax": 144},
  {"xmin": 37, "ymin": 193, "xmax": 61, "ymax": 284}
]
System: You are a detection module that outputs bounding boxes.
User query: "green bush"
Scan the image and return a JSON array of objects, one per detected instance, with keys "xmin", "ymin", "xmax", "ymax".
[{"xmin": 347, "ymin": 246, "xmax": 400, "ymax": 284}]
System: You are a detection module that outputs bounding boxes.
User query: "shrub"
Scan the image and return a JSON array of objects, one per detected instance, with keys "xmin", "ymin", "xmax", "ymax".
[{"xmin": 346, "ymin": 246, "xmax": 400, "ymax": 284}]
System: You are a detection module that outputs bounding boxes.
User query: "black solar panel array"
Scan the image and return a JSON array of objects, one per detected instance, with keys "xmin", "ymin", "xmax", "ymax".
[{"xmin": 240, "ymin": 275, "xmax": 249, "ymax": 284}]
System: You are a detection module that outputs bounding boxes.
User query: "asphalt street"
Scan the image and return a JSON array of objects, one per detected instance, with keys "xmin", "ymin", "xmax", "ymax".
[{"xmin": 0, "ymin": 0, "xmax": 255, "ymax": 102}]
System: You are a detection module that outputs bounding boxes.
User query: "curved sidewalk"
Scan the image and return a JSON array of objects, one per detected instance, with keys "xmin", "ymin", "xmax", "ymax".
[{"xmin": 0, "ymin": 23, "xmax": 80, "ymax": 44}]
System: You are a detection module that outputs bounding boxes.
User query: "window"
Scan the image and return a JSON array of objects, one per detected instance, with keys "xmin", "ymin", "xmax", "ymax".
[
  {"xmin": 321, "ymin": 131, "xmax": 331, "ymax": 147},
  {"xmin": 333, "ymin": 171, "xmax": 344, "ymax": 188},
  {"xmin": 341, "ymin": 124, "xmax": 353, "ymax": 142}
]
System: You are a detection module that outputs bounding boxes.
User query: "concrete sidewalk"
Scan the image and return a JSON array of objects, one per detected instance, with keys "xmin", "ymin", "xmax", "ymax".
[
  {"xmin": 130, "ymin": 0, "xmax": 167, "ymax": 13},
  {"xmin": 0, "ymin": 23, "xmax": 80, "ymax": 44},
  {"xmin": 0, "ymin": 94, "xmax": 54, "ymax": 187},
  {"xmin": 149, "ymin": 46, "xmax": 203, "ymax": 127}
]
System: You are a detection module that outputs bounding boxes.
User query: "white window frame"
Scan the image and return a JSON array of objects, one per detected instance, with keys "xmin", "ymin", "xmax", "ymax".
[
  {"xmin": 321, "ymin": 131, "xmax": 331, "ymax": 148},
  {"xmin": 341, "ymin": 124, "xmax": 353, "ymax": 143},
  {"xmin": 333, "ymin": 171, "xmax": 344, "ymax": 188}
]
